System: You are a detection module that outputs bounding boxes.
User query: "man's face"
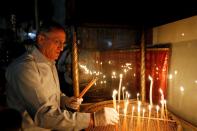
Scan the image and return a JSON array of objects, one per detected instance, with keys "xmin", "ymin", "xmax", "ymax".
[{"xmin": 37, "ymin": 29, "xmax": 66, "ymax": 61}]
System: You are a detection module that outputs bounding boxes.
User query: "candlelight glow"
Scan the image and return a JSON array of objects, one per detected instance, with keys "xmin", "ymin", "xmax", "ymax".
[
  {"xmin": 137, "ymin": 101, "xmax": 141, "ymax": 113},
  {"xmin": 143, "ymin": 108, "xmax": 146, "ymax": 117},
  {"xmin": 112, "ymin": 90, "xmax": 118, "ymax": 110},
  {"xmin": 168, "ymin": 74, "xmax": 173, "ymax": 79},
  {"xmin": 180, "ymin": 86, "xmax": 184, "ymax": 92},
  {"xmin": 174, "ymin": 70, "xmax": 178, "ymax": 75},
  {"xmin": 147, "ymin": 104, "xmax": 150, "ymax": 110},
  {"xmin": 156, "ymin": 105, "xmax": 160, "ymax": 112},
  {"xmin": 137, "ymin": 93, "xmax": 140, "ymax": 101},
  {"xmin": 122, "ymin": 86, "xmax": 125, "ymax": 100}
]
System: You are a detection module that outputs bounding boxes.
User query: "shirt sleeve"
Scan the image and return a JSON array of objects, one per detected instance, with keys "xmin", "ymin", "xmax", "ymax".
[{"xmin": 6, "ymin": 60, "xmax": 90, "ymax": 130}]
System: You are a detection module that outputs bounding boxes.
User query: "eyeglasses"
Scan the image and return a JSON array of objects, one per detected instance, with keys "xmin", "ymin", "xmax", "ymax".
[
  {"xmin": 52, "ymin": 38, "xmax": 66, "ymax": 48},
  {"xmin": 45, "ymin": 35, "xmax": 66, "ymax": 48}
]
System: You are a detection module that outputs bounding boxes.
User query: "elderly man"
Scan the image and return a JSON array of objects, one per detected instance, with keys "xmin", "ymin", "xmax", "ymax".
[{"xmin": 5, "ymin": 21, "xmax": 119, "ymax": 131}]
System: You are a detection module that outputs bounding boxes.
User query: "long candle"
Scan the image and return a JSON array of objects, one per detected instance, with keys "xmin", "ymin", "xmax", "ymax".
[
  {"xmin": 122, "ymin": 100, "xmax": 129, "ymax": 131},
  {"xmin": 148, "ymin": 75, "xmax": 153, "ymax": 106},
  {"xmin": 130, "ymin": 106, "xmax": 135, "ymax": 129},
  {"xmin": 147, "ymin": 105, "xmax": 152, "ymax": 131},
  {"xmin": 137, "ymin": 101, "xmax": 141, "ymax": 131},
  {"xmin": 142, "ymin": 108, "xmax": 146, "ymax": 129},
  {"xmin": 137, "ymin": 93, "xmax": 140, "ymax": 101},
  {"xmin": 159, "ymin": 88, "xmax": 165, "ymax": 119},
  {"xmin": 112, "ymin": 90, "xmax": 118, "ymax": 110},
  {"xmin": 124, "ymin": 91, "xmax": 128, "ymax": 110},
  {"xmin": 156, "ymin": 105, "xmax": 160, "ymax": 118},
  {"xmin": 164, "ymin": 100, "xmax": 168, "ymax": 120},
  {"xmin": 118, "ymin": 74, "xmax": 123, "ymax": 103},
  {"xmin": 164, "ymin": 100, "xmax": 169, "ymax": 131},
  {"xmin": 78, "ymin": 78, "xmax": 98, "ymax": 98},
  {"xmin": 156, "ymin": 105, "xmax": 160, "ymax": 131},
  {"xmin": 122, "ymin": 86, "xmax": 125, "ymax": 100}
]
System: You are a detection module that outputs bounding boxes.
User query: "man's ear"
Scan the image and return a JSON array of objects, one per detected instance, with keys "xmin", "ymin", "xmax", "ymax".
[
  {"xmin": 37, "ymin": 34, "xmax": 45, "ymax": 43},
  {"xmin": 36, "ymin": 34, "xmax": 46, "ymax": 48}
]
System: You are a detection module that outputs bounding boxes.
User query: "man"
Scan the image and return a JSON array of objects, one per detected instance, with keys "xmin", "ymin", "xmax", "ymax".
[{"xmin": 5, "ymin": 21, "xmax": 119, "ymax": 131}]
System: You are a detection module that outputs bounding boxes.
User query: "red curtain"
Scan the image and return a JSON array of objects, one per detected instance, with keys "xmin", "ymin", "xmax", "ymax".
[{"xmin": 145, "ymin": 48, "xmax": 170, "ymax": 104}]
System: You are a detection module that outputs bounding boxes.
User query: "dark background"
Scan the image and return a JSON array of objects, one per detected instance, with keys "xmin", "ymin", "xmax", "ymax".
[{"xmin": 0, "ymin": 0, "xmax": 196, "ymax": 28}]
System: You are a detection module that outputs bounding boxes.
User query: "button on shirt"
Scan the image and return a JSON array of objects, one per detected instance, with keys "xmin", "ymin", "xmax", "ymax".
[{"xmin": 6, "ymin": 47, "xmax": 90, "ymax": 131}]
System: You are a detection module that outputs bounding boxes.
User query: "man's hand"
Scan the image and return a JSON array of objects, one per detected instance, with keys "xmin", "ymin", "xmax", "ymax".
[{"xmin": 65, "ymin": 96, "xmax": 83, "ymax": 110}]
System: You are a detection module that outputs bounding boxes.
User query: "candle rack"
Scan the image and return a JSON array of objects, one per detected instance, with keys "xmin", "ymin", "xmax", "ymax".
[{"xmin": 82, "ymin": 100, "xmax": 182, "ymax": 131}]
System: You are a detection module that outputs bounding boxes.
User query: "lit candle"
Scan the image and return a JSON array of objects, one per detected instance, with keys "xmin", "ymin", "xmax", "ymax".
[
  {"xmin": 159, "ymin": 88, "xmax": 165, "ymax": 119},
  {"xmin": 148, "ymin": 104, "xmax": 152, "ymax": 116},
  {"xmin": 124, "ymin": 100, "xmax": 129, "ymax": 115},
  {"xmin": 122, "ymin": 86, "xmax": 125, "ymax": 100},
  {"xmin": 156, "ymin": 105, "xmax": 160, "ymax": 118},
  {"xmin": 147, "ymin": 104, "xmax": 152, "ymax": 131},
  {"xmin": 117, "ymin": 105, "xmax": 120, "ymax": 115},
  {"xmin": 137, "ymin": 93, "xmax": 140, "ymax": 101},
  {"xmin": 137, "ymin": 101, "xmax": 141, "ymax": 131},
  {"xmin": 137, "ymin": 101, "xmax": 141, "ymax": 115},
  {"xmin": 129, "ymin": 106, "xmax": 135, "ymax": 130},
  {"xmin": 156, "ymin": 105, "xmax": 160, "ymax": 131},
  {"xmin": 149, "ymin": 75, "xmax": 153, "ymax": 106},
  {"xmin": 127, "ymin": 93, "xmax": 130, "ymax": 100},
  {"xmin": 142, "ymin": 108, "xmax": 145, "ymax": 118},
  {"xmin": 118, "ymin": 74, "xmax": 123, "ymax": 103},
  {"xmin": 164, "ymin": 100, "xmax": 168, "ymax": 120},
  {"xmin": 124, "ymin": 93, "xmax": 130, "ymax": 114},
  {"xmin": 112, "ymin": 90, "xmax": 118, "ymax": 110},
  {"xmin": 122, "ymin": 100, "xmax": 129, "ymax": 131},
  {"xmin": 142, "ymin": 108, "xmax": 146, "ymax": 128}
]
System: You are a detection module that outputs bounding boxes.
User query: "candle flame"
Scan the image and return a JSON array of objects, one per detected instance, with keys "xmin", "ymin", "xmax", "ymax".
[
  {"xmin": 122, "ymin": 86, "xmax": 125, "ymax": 91},
  {"xmin": 148, "ymin": 105, "xmax": 152, "ymax": 111},
  {"xmin": 112, "ymin": 90, "xmax": 118, "ymax": 97},
  {"xmin": 132, "ymin": 106, "xmax": 135, "ymax": 111},
  {"xmin": 159, "ymin": 88, "xmax": 164, "ymax": 95},
  {"xmin": 156, "ymin": 105, "xmax": 160, "ymax": 112},
  {"xmin": 148, "ymin": 75, "xmax": 153, "ymax": 80},
  {"xmin": 120, "ymin": 74, "xmax": 123, "ymax": 78},
  {"xmin": 127, "ymin": 93, "xmax": 130, "ymax": 99}
]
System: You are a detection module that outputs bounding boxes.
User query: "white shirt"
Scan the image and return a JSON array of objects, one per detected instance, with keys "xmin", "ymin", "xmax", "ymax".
[{"xmin": 6, "ymin": 47, "xmax": 90, "ymax": 131}]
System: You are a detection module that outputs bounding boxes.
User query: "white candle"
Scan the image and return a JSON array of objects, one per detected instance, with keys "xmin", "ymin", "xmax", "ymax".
[
  {"xmin": 122, "ymin": 86, "xmax": 125, "ymax": 100},
  {"xmin": 142, "ymin": 108, "xmax": 146, "ymax": 118},
  {"xmin": 156, "ymin": 105, "xmax": 160, "ymax": 131},
  {"xmin": 118, "ymin": 74, "xmax": 123, "ymax": 103},
  {"xmin": 137, "ymin": 93, "xmax": 140, "ymax": 101},
  {"xmin": 148, "ymin": 75, "xmax": 153, "ymax": 106},
  {"xmin": 127, "ymin": 93, "xmax": 130, "ymax": 100},
  {"xmin": 164, "ymin": 100, "xmax": 168, "ymax": 120},
  {"xmin": 117, "ymin": 105, "xmax": 120, "ymax": 114},
  {"xmin": 112, "ymin": 90, "xmax": 118, "ymax": 110},
  {"xmin": 148, "ymin": 104, "xmax": 152, "ymax": 118},
  {"xmin": 137, "ymin": 101, "xmax": 141, "ymax": 114},
  {"xmin": 156, "ymin": 105, "xmax": 160, "ymax": 118},
  {"xmin": 124, "ymin": 100, "xmax": 129, "ymax": 115},
  {"xmin": 159, "ymin": 88, "xmax": 165, "ymax": 119},
  {"xmin": 159, "ymin": 88, "xmax": 164, "ymax": 101},
  {"xmin": 147, "ymin": 104, "xmax": 152, "ymax": 130}
]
